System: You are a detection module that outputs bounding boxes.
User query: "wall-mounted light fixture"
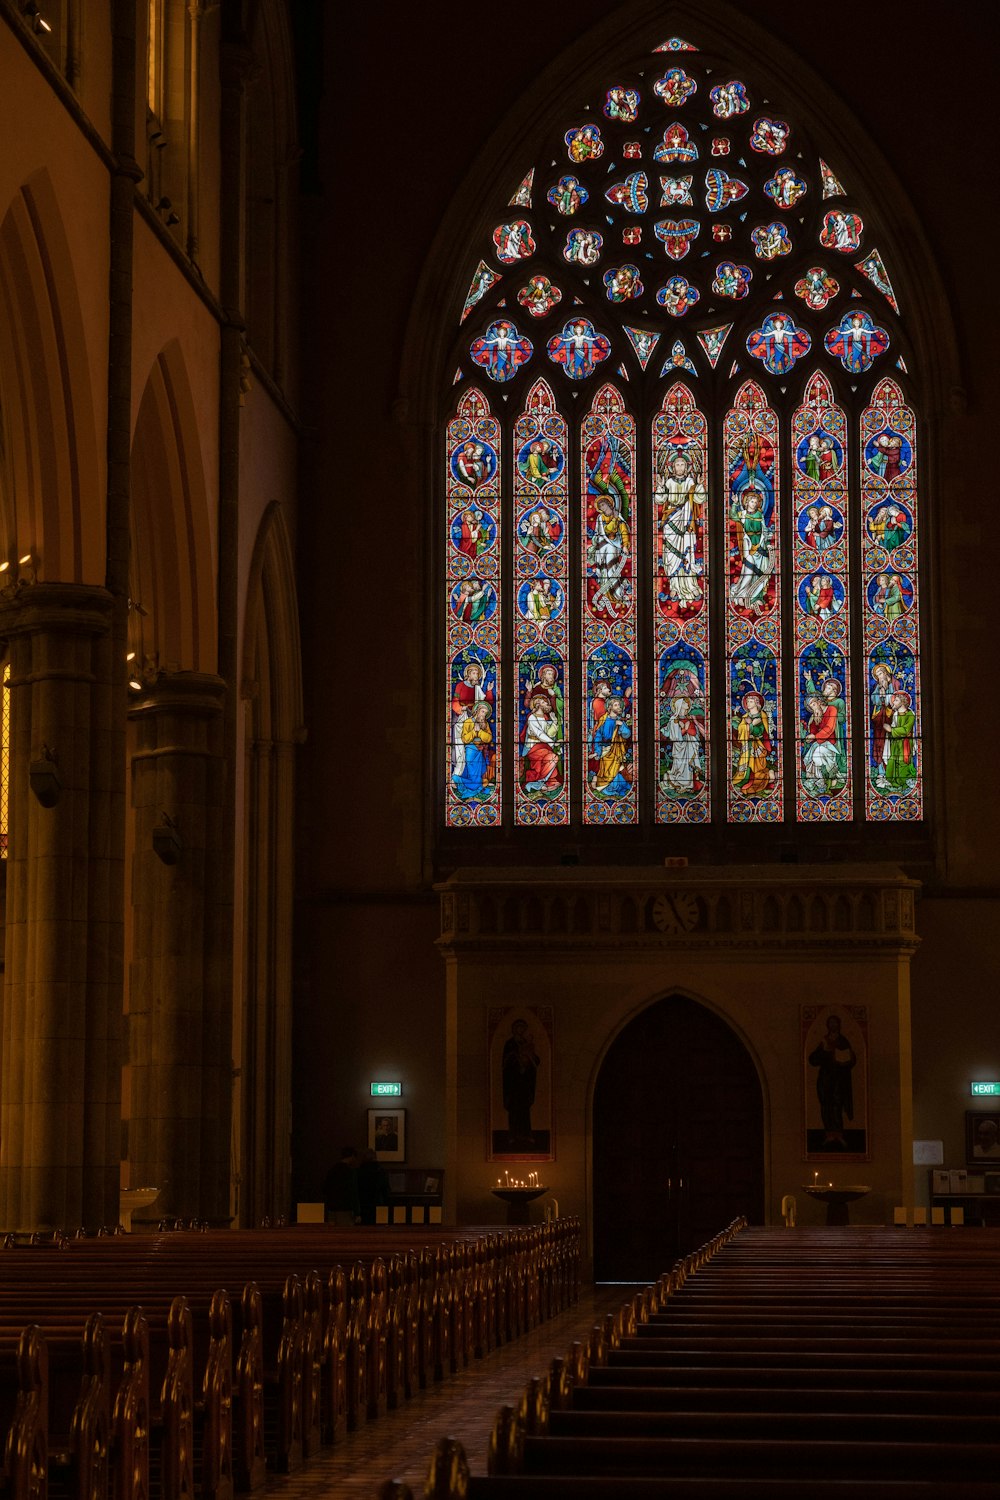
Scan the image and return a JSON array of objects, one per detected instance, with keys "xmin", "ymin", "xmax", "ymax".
[
  {"xmin": 152, "ymin": 811, "xmax": 182, "ymax": 865},
  {"xmin": 23, "ymin": 2, "xmax": 52, "ymax": 33},
  {"xmin": 28, "ymin": 744, "xmax": 61, "ymax": 807},
  {"xmin": 0, "ymin": 551, "xmax": 39, "ymax": 586}
]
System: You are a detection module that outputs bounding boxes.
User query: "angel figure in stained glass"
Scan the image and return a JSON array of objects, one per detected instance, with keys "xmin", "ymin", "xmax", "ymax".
[
  {"xmin": 587, "ymin": 494, "xmax": 631, "ymax": 617},
  {"xmin": 547, "ymin": 319, "xmax": 611, "ymax": 379},
  {"xmin": 825, "ymin": 311, "xmax": 889, "ymax": 373},
  {"xmin": 470, "ymin": 320, "xmax": 532, "ymax": 381},
  {"xmin": 819, "ymin": 209, "xmax": 863, "ymax": 252},
  {"xmin": 746, "ymin": 312, "xmax": 811, "ymax": 375},
  {"xmin": 493, "ymin": 220, "xmax": 535, "ymax": 263},
  {"xmin": 517, "ymin": 274, "xmax": 561, "ymax": 319},
  {"xmin": 729, "ymin": 484, "xmax": 774, "ymax": 615}
]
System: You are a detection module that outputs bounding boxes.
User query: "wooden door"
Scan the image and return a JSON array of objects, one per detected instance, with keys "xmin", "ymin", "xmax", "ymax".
[{"xmin": 593, "ymin": 994, "xmax": 764, "ymax": 1281}]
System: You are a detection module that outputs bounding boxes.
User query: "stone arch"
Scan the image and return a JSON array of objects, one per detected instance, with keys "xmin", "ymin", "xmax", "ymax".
[
  {"xmin": 0, "ymin": 167, "xmax": 102, "ymax": 582},
  {"xmin": 236, "ymin": 501, "xmax": 303, "ymax": 1225},
  {"xmin": 587, "ymin": 982, "xmax": 769, "ymax": 1114},
  {"xmin": 130, "ymin": 340, "xmax": 216, "ymax": 673},
  {"xmin": 401, "ymin": 0, "xmax": 957, "ymax": 423}
]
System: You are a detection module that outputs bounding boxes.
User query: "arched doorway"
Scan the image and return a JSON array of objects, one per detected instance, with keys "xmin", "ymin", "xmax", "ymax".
[{"xmin": 593, "ymin": 994, "xmax": 765, "ymax": 1280}]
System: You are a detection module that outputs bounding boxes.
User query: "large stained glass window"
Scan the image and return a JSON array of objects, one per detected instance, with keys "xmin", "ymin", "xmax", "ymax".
[{"xmin": 443, "ymin": 36, "xmax": 922, "ymax": 833}]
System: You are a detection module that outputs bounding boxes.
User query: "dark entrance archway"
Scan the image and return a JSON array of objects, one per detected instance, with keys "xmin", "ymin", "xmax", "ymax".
[{"xmin": 593, "ymin": 993, "xmax": 765, "ymax": 1281}]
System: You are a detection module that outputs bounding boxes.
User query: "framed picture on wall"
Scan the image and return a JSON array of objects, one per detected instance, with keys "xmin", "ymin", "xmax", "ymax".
[
  {"xmin": 966, "ymin": 1112, "xmax": 1000, "ymax": 1165},
  {"xmin": 368, "ymin": 1107, "xmax": 406, "ymax": 1162},
  {"xmin": 801, "ymin": 1003, "xmax": 869, "ymax": 1161}
]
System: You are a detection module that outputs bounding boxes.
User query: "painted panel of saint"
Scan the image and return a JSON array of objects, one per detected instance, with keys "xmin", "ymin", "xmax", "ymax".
[
  {"xmin": 488, "ymin": 1006, "xmax": 554, "ymax": 1162},
  {"xmin": 802, "ymin": 1004, "xmax": 869, "ymax": 1160}
]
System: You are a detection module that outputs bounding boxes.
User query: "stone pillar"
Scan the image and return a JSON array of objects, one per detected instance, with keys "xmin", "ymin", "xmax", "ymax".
[
  {"xmin": 126, "ymin": 671, "xmax": 229, "ymax": 1224},
  {"xmin": 0, "ymin": 583, "xmax": 124, "ymax": 1232}
]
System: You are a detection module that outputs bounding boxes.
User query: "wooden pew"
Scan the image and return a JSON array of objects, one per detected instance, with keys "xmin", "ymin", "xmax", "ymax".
[
  {"xmin": 385, "ymin": 1220, "xmax": 1000, "ymax": 1499},
  {"xmin": 0, "ymin": 1218, "xmax": 581, "ymax": 1500}
]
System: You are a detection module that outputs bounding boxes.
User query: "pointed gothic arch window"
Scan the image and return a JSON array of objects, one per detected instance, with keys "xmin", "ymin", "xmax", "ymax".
[{"xmin": 443, "ymin": 36, "xmax": 922, "ymax": 839}]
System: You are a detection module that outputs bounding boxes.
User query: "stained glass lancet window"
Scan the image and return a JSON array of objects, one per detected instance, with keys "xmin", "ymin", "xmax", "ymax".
[
  {"xmin": 725, "ymin": 381, "xmax": 781, "ymax": 821},
  {"xmin": 654, "ymin": 383, "xmax": 709, "ymax": 822},
  {"xmin": 862, "ymin": 378, "xmax": 921, "ymax": 819},
  {"xmin": 583, "ymin": 384, "xmax": 637, "ymax": 825},
  {"xmin": 443, "ymin": 35, "xmax": 923, "ymax": 834},
  {"xmin": 446, "ymin": 388, "xmax": 501, "ymax": 826},
  {"xmin": 515, "ymin": 379, "xmax": 569, "ymax": 825},
  {"xmin": 793, "ymin": 372, "xmax": 852, "ymax": 821}
]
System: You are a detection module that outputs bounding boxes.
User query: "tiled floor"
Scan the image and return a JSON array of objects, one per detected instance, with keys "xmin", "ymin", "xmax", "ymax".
[{"xmin": 265, "ymin": 1283, "xmax": 634, "ymax": 1499}]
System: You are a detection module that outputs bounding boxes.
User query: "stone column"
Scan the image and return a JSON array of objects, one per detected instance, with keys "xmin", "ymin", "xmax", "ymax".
[
  {"xmin": 126, "ymin": 670, "xmax": 229, "ymax": 1224},
  {"xmin": 0, "ymin": 583, "xmax": 124, "ymax": 1232}
]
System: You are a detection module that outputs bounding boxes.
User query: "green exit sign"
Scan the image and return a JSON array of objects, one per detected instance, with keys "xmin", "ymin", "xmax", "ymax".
[
  {"xmin": 971, "ymin": 1082, "xmax": 1000, "ymax": 1097},
  {"xmin": 370, "ymin": 1081, "xmax": 402, "ymax": 1097}
]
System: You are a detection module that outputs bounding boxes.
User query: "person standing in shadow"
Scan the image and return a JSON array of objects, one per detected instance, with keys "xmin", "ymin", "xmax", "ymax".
[
  {"xmin": 324, "ymin": 1146, "xmax": 360, "ymax": 1224},
  {"xmin": 357, "ymin": 1147, "xmax": 390, "ymax": 1224}
]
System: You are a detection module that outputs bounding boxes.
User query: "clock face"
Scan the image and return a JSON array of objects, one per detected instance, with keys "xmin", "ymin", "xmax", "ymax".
[{"xmin": 652, "ymin": 890, "xmax": 700, "ymax": 934}]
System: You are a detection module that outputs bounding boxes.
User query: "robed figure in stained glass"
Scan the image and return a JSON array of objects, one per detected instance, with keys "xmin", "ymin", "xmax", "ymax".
[
  {"xmin": 732, "ymin": 691, "xmax": 775, "ymax": 796},
  {"xmin": 729, "ymin": 484, "xmax": 774, "ymax": 614},
  {"xmin": 660, "ymin": 693, "xmax": 705, "ymax": 796},
  {"xmin": 452, "ymin": 701, "xmax": 495, "ymax": 801},
  {"xmin": 521, "ymin": 688, "xmax": 563, "ymax": 796},
  {"xmin": 587, "ymin": 495, "xmax": 630, "ymax": 616},
  {"xmin": 885, "ymin": 690, "xmax": 917, "ymax": 793},
  {"xmin": 591, "ymin": 695, "xmax": 632, "ymax": 797},
  {"xmin": 655, "ymin": 450, "xmax": 705, "ymax": 609}
]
